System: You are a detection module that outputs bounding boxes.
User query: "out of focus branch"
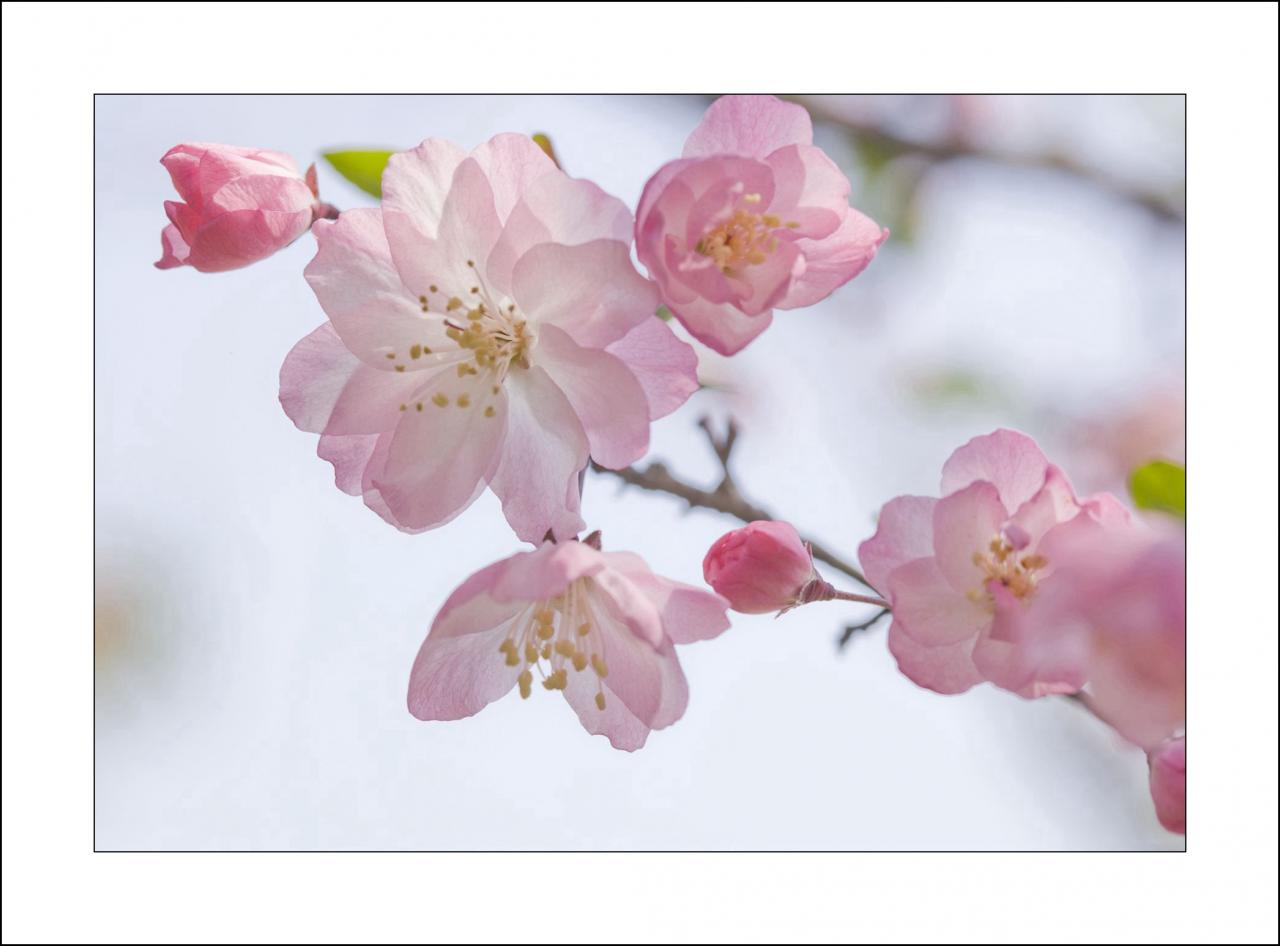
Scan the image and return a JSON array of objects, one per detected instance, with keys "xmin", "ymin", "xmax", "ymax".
[
  {"xmin": 593, "ymin": 417, "xmax": 876, "ymax": 594},
  {"xmin": 799, "ymin": 98, "xmax": 1184, "ymax": 224},
  {"xmin": 837, "ymin": 607, "xmax": 891, "ymax": 651}
]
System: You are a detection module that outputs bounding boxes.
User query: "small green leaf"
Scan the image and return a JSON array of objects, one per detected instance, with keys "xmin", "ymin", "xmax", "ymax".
[
  {"xmin": 1129, "ymin": 460, "xmax": 1185, "ymax": 518},
  {"xmin": 531, "ymin": 133, "xmax": 560, "ymax": 169},
  {"xmin": 655, "ymin": 305, "xmax": 674, "ymax": 321},
  {"xmin": 322, "ymin": 150, "xmax": 395, "ymax": 198}
]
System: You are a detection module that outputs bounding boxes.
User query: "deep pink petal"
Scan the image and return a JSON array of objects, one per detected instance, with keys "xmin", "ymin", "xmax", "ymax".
[
  {"xmin": 185, "ymin": 208, "xmax": 312, "ymax": 272},
  {"xmin": 666, "ymin": 294, "xmax": 774, "ymax": 356},
  {"xmin": 154, "ymin": 222, "xmax": 190, "ymax": 269},
  {"xmin": 1148, "ymin": 737, "xmax": 1186, "ymax": 834}
]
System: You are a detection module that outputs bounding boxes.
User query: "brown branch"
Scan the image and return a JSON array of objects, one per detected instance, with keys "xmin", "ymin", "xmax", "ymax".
[
  {"xmin": 593, "ymin": 416, "xmax": 876, "ymax": 593},
  {"xmin": 797, "ymin": 97, "xmax": 1184, "ymax": 224},
  {"xmin": 837, "ymin": 607, "xmax": 891, "ymax": 651}
]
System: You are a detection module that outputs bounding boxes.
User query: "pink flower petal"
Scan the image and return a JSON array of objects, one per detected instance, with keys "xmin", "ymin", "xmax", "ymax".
[
  {"xmin": 940, "ymin": 428, "xmax": 1052, "ymax": 511},
  {"xmin": 683, "ymin": 94, "xmax": 813, "ymax": 159},
  {"xmin": 279, "ymin": 322, "xmax": 362, "ymax": 433},
  {"xmin": 535, "ymin": 325, "xmax": 651, "ymax": 469},
  {"xmin": 489, "ymin": 366, "xmax": 588, "ymax": 543},
  {"xmin": 512, "ymin": 240, "xmax": 658, "ymax": 348},
  {"xmin": 930, "ymin": 480, "xmax": 1008, "ymax": 595},
  {"xmin": 665, "ymin": 295, "xmax": 774, "ymax": 356},
  {"xmin": 603, "ymin": 316, "xmax": 699, "ymax": 420},
  {"xmin": 887, "ymin": 556, "xmax": 987, "ymax": 646},
  {"xmin": 607, "ymin": 551, "xmax": 731, "ymax": 644},
  {"xmin": 857, "ymin": 495, "xmax": 938, "ymax": 596},
  {"xmin": 777, "ymin": 207, "xmax": 888, "ymax": 310},
  {"xmin": 154, "ymin": 222, "xmax": 190, "ymax": 269},
  {"xmin": 381, "ymin": 138, "xmax": 468, "ymax": 242},
  {"xmin": 1148, "ymin": 737, "xmax": 1186, "ymax": 834},
  {"xmin": 887, "ymin": 622, "xmax": 984, "ymax": 695}
]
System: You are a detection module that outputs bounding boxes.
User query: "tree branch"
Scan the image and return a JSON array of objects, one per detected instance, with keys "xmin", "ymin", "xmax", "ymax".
[
  {"xmin": 593, "ymin": 416, "xmax": 876, "ymax": 594},
  {"xmin": 836, "ymin": 607, "xmax": 891, "ymax": 651},
  {"xmin": 798, "ymin": 97, "xmax": 1184, "ymax": 224}
]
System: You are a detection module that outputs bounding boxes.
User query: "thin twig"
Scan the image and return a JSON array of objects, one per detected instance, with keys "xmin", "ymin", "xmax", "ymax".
[
  {"xmin": 837, "ymin": 607, "xmax": 891, "ymax": 650},
  {"xmin": 798, "ymin": 97, "xmax": 1184, "ymax": 224},
  {"xmin": 593, "ymin": 416, "xmax": 876, "ymax": 593}
]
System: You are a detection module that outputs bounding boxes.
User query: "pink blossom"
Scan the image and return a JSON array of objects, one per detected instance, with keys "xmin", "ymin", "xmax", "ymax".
[
  {"xmin": 280, "ymin": 134, "xmax": 699, "ymax": 541},
  {"xmin": 155, "ymin": 143, "xmax": 332, "ymax": 272},
  {"xmin": 1147, "ymin": 736, "xmax": 1186, "ymax": 835},
  {"xmin": 635, "ymin": 95, "xmax": 887, "ymax": 355},
  {"xmin": 1033, "ymin": 517, "xmax": 1186, "ymax": 748},
  {"xmin": 703, "ymin": 520, "xmax": 814, "ymax": 613},
  {"xmin": 857, "ymin": 429, "xmax": 1131, "ymax": 697},
  {"xmin": 407, "ymin": 537, "xmax": 730, "ymax": 751}
]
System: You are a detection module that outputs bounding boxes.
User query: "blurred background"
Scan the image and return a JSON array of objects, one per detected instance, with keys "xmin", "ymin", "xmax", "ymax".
[{"xmin": 95, "ymin": 94, "xmax": 1185, "ymax": 850}]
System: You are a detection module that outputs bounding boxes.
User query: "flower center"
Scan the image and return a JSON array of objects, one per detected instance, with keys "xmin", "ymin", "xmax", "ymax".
[
  {"xmin": 694, "ymin": 193, "xmax": 797, "ymax": 276},
  {"xmin": 968, "ymin": 534, "xmax": 1047, "ymax": 607},
  {"xmin": 389, "ymin": 260, "xmax": 530, "ymax": 415},
  {"xmin": 497, "ymin": 578, "xmax": 610, "ymax": 711}
]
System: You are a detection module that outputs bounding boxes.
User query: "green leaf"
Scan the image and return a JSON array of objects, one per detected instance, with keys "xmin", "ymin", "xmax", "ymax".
[
  {"xmin": 531, "ymin": 133, "xmax": 561, "ymax": 169},
  {"xmin": 322, "ymin": 150, "xmax": 395, "ymax": 198},
  {"xmin": 655, "ymin": 305, "xmax": 674, "ymax": 321},
  {"xmin": 1129, "ymin": 461, "xmax": 1185, "ymax": 518}
]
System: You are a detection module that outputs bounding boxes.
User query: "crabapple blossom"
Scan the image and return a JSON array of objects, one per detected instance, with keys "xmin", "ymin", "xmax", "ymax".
[
  {"xmin": 1032, "ymin": 517, "xmax": 1186, "ymax": 749},
  {"xmin": 155, "ymin": 143, "xmax": 334, "ymax": 272},
  {"xmin": 407, "ymin": 536, "xmax": 730, "ymax": 751},
  {"xmin": 280, "ymin": 134, "xmax": 699, "ymax": 542},
  {"xmin": 636, "ymin": 95, "xmax": 887, "ymax": 355},
  {"xmin": 703, "ymin": 520, "xmax": 815, "ymax": 613},
  {"xmin": 857, "ymin": 429, "xmax": 1132, "ymax": 697}
]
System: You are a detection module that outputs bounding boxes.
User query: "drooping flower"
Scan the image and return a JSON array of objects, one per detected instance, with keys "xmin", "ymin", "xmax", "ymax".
[
  {"xmin": 1032, "ymin": 516, "xmax": 1186, "ymax": 748},
  {"xmin": 407, "ymin": 536, "xmax": 730, "ymax": 751},
  {"xmin": 155, "ymin": 143, "xmax": 334, "ymax": 272},
  {"xmin": 703, "ymin": 520, "xmax": 815, "ymax": 613},
  {"xmin": 635, "ymin": 95, "xmax": 887, "ymax": 355},
  {"xmin": 857, "ymin": 429, "xmax": 1132, "ymax": 697},
  {"xmin": 1147, "ymin": 736, "xmax": 1186, "ymax": 835},
  {"xmin": 280, "ymin": 134, "xmax": 699, "ymax": 542}
]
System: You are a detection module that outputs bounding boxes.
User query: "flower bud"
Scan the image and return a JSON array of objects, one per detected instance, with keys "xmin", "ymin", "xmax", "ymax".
[
  {"xmin": 702, "ymin": 520, "xmax": 814, "ymax": 613},
  {"xmin": 155, "ymin": 143, "xmax": 332, "ymax": 273}
]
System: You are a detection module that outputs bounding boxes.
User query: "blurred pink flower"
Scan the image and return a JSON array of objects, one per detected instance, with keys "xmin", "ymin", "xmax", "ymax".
[
  {"xmin": 280, "ymin": 134, "xmax": 698, "ymax": 541},
  {"xmin": 407, "ymin": 538, "xmax": 730, "ymax": 751},
  {"xmin": 635, "ymin": 95, "xmax": 887, "ymax": 355},
  {"xmin": 858, "ymin": 429, "xmax": 1131, "ymax": 697},
  {"xmin": 155, "ymin": 143, "xmax": 332, "ymax": 272},
  {"xmin": 1033, "ymin": 517, "xmax": 1186, "ymax": 749},
  {"xmin": 1147, "ymin": 736, "xmax": 1186, "ymax": 835},
  {"xmin": 703, "ymin": 520, "xmax": 815, "ymax": 614}
]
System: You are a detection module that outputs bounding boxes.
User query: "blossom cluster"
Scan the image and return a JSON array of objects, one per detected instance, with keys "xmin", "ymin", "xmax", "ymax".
[{"xmin": 154, "ymin": 95, "xmax": 1183, "ymax": 834}]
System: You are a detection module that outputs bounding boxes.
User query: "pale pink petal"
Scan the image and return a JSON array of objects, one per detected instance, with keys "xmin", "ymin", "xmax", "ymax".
[
  {"xmin": 317, "ymin": 433, "xmax": 379, "ymax": 495},
  {"xmin": 682, "ymin": 94, "xmax": 813, "ymax": 159},
  {"xmin": 603, "ymin": 316, "xmax": 699, "ymax": 420},
  {"xmin": 940, "ymin": 428, "xmax": 1052, "ymax": 511},
  {"xmin": 381, "ymin": 138, "xmax": 468, "ymax": 242},
  {"xmin": 372, "ymin": 373, "xmax": 509, "ymax": 532},
  {"xmin": 304, "ymin": 209, "xmax": 447, "ymax": 362},
  {"xmin": 857, "ymin": 495, "xmax": 938, "ymax": 597},
  {"xmin": 407, "ymin": 612, "xmax": 527, "ymax": 721},
  {"xmin": 778, "ymin": 208, "xmax": 888, "ymax": 310},
  {"xmin": 469, "ymin": 132, "xmax": 557, "ymax": 221},
  {"xmin": 605, "ymin": 552, "xmax": 730, "ymax": 644},
  {"xmin": 765, "ymin": 144, "xmax": 849, "ymax": 240},
  {"xmin": 512, "ymin": 240, "xmax": 659, "ymax": 348},
  {"xmin": 491, "ymin": 541, "xmax": 604, "ymax": 602},
  {"xmin": 887, "ymin": 622, "xmax": 984, "ymax": 695},
  {"xmin": 580, "ymin": 592, "xmax": 663, "ymax": 727},
  {"xmin": 489, "ymin": 366, "xmax": 588, "ymax": 543},
  {"xmin": 1007, "ymin": 465, "xmax": 1080, "ymax": 547},
  {"xmin": 322, "ymin": 363, "xmax": 436, "ymax": 436},
  {"xmin": 931, "ymin": 480, "xmax": 1008, "ymax": 594},
  {"xmin": 535, "ymin": 325, "xmax": 651, "ymax": 469},
  {"xmin": 279, "ymin": 323, "xmax": 362, "ymax": 433},
  {"xmin": 887, "ymin": 556, "xmax": 988, "ymax": 646}
]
